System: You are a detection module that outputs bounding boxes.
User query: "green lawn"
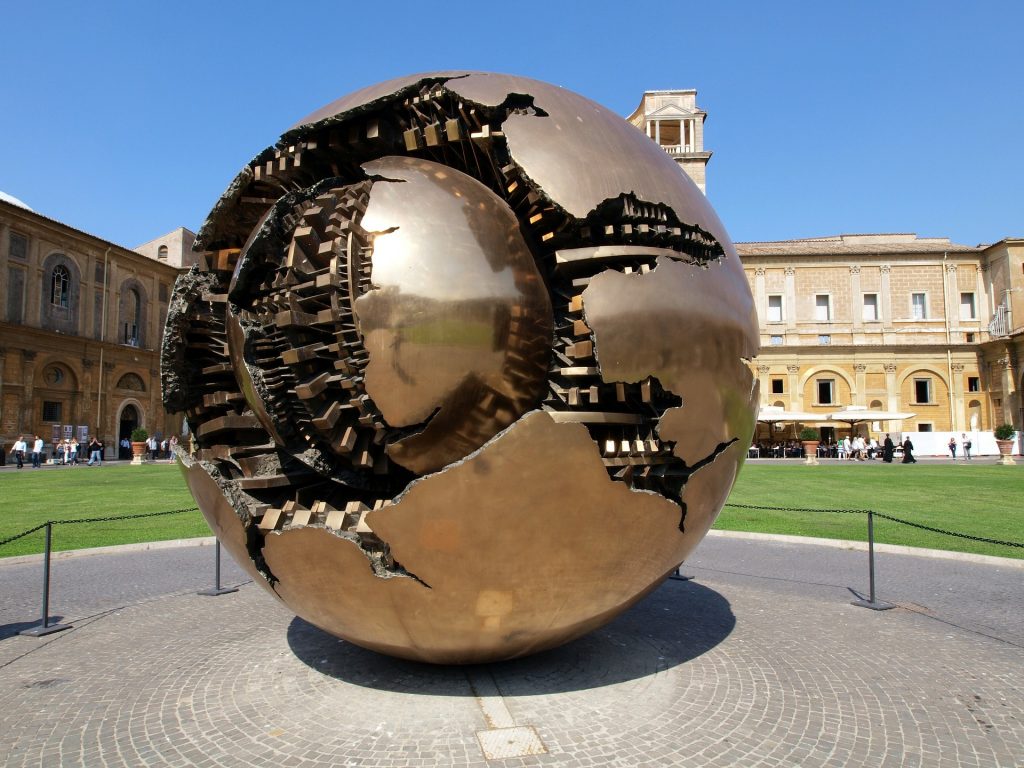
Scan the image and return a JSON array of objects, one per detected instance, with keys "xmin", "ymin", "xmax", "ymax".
[
  {"xmin": 1, "ymin": 460, "xmax": 1021, "ymax": 561},
  {"xmin": 720, "ymin": 462, "xmax": 1023, "ymax": 559},
  {"xmin": 0, "ymin": 464, "xmax": 206, "ymax": 557}
]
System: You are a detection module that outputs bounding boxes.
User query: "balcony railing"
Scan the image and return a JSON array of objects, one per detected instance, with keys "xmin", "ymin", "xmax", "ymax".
[{"xmin": 989, "ymin": 304, "xmax": 1008, "ymax": 337}]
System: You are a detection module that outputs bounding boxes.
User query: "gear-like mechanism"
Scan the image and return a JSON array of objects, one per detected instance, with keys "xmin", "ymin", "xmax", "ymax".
[{"xmin": 163, "ymin": 72, "xmax": 759, "ymax": 663}]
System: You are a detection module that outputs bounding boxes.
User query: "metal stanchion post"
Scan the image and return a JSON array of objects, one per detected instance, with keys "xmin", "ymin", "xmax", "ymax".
[
  {"xmin": 668, "ymin": 563, "xmax": 694, "ymax": 582},
  {"xmin": 198, "ymin": 540, "xmax": 238, "ymax": 596},
  {"xmin": 20, "ymin": 522, "xmax": 71, "ymax": 636},
  {"xmin": 851, "ymin": 511, "xmax": 895, "ymax": 611}
]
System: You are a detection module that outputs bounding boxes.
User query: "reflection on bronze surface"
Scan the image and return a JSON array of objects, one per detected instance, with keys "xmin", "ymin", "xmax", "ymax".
[{"xmin": 163, "ymin": 72, "xmax": 759, "ymax": 664}]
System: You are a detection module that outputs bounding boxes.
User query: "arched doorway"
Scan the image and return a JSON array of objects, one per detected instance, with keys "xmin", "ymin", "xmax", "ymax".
[{"xmin": 118, "ymin": 404, "xmax": 140, "ymax": 460}]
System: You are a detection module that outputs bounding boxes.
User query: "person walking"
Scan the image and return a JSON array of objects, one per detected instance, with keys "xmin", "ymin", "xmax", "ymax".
[
  {"xmin": 948, "ymin": 435, "xmax": 958, "ymax": 461},
  {"xmin": 87, "ymin": 436, "xmax": 104, "ymax": 466},
  {"xmin": 12, "ymin": 435, "xmax": 27, "ymax": 469},
  {"xmin": 901, "ymin": 436, "xmax": 917, "ymax": 463},
  {"xmin": 69, "ymin": 437, "xmax": 79, "ymax": 465},
  {"xmin": 882, "ymin": 434, "xmax": 894, "ymax": 463},
  {"xmin": 31, "ymin": 435, "xmax": 44, "ymax": 468},
  {"xmin": 962, "ymin": 433, "xmax": 972, "ymax": 460}
]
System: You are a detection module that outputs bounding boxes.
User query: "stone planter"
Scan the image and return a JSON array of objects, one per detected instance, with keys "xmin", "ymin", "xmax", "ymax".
[
  {"xmin": 131, "ymin": 441, "xmax": 147, "ymax": 465},
  {"xmin": 995, "ymin": 438, "xmax": 1016, "ymax": 466},
  {"xmin": 802, "ymin": 440, "xmax": 820, "ymax": 466}
]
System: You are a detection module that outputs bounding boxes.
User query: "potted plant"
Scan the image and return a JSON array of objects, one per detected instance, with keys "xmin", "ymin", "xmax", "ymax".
[
  {"xmin": 993, "ymin": 423, "xmax": 1017, "ymax": 465},
  {"xmin": 130, "ymin": 427, "xmax": 149, "ymax": 465},
  {"xmin": 799, "ymin": 426, "xmax": 820, "ymax": 466}
]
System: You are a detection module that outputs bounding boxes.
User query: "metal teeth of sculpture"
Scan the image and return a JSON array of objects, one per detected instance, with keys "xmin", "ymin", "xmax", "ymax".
[{"xmin": 162, "ymin": 72, "xmax": 760, "ymax": 664}]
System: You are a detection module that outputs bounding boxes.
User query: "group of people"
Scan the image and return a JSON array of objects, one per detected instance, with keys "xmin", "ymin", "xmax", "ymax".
[
  {"xmin": 116, "ymin": 435, "xmax": 178, "ymax": 461},
  {"xmin": 878, "ymin": 433, "xmax": 915, "ymax": 463},
  {"xmin": 947, "ymin": 433, "xmax": 973, "ymax": 461},
  {"xmin": 10, "ymin": 435, "xmax": 105, "ymax": 467}
]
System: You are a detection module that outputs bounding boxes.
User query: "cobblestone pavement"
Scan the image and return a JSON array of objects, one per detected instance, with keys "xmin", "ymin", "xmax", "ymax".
[{"xmin": 0, "ymin": 540, "xmax": 1021, "ymax": 767}]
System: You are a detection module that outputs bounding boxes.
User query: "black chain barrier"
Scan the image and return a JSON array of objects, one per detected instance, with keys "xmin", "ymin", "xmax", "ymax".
[
  {"xmin": 2, "ymin": 506, "xmax": 202, "ymax": 637},
  {"xmin": 0, "ymin": 507, "xmax": 199, "ymax": 550},
  {"xmin": 720, "ymin": 501, "xmax": 1022, "ymax": 612},
  {"xmin": 723, "ymin": 502, "xmax": 1024, "ymax": 549}
]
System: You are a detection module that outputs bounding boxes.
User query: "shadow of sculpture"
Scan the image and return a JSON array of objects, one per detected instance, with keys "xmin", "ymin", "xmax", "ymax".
[{"xmin": 286, "ymin": 579, "xmax": 734, "ymax": 696}]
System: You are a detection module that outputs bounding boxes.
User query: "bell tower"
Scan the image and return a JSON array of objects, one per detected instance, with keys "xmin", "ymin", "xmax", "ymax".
[{"xmin": 627, "ymin": 89, "xmax": 712, "ymax": 194}]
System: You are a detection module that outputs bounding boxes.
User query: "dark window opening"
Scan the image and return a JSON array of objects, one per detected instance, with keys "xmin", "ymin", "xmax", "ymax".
[
  {"xmin": 914, "ymin": 378, "xmax": 932, "ymax": 403},
  {"xmin": 771, "ymin": 378, "xmax": 785, "ymax": 394},
  {"xmin": 817, "ymin": 379, "xmax": 835, "ymax": 405},
  {"xmin": 42, "ymin": 401, "xmax": 62, "ymax": 422},
  {"xmin": 967, "ymin": 376, "xmax": 980, "ymax": 392}
]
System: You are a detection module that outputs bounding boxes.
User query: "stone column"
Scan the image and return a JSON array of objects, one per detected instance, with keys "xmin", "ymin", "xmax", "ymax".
[
  {"xmin": 81, "ymin": 359, "xmax": 94, "ymax": 425},
  {"xmin": 101, "ymin": 362, "xmax": 116, "ymax": 442},
  {"xmin": 998, "ymin": 355, "xmax": 1015, "ymax": 424},
  {"xmin": 0, "ymin": 222, "xmax": 9, "ymax": 319},
  {"xmin": 787, "ymin": 364, "xmax": 801, "ymax": 408},
  {"xmin": 148, "ymin": 367, "xmax": 159, "ymax": 433},
  {"xmin": 784, "ymin": 267, "xmax": 797, "ymax": 332},
  {"xmin": 951, "ymin": 363, "xmax": 965, "ymax": 431},
  {"xmin": 756, "ymin": 365, "xmax": 770, "ymax": 405},
  {"xmin": 21, "ymin": 350, "xmax": 37, "ymax": 435},
  {"xmin": 753, "ymin": 267, "xmax": 766, "ymax": 328},
  {"xmin": 978, "ymin": 264, "xmax": 990, "ymax": 328},
  {"xmin": 853, "ymin": 363, "xmax": 866, "ymax": 404},
  {"xmin": 946, "ymin": 263, "xmax": 959, "ymax": 332},
  {"xmin": 879, "ymin": 265, "xmax": 893, "ymax": 331},
  {"xmin": 850, "ymin": 266, "xmax": 862, "ymax": 331},
  {"xmin": 884, "ymin": 362, "xmax": 899, "ymax": 411},
  {"xmin": 0, "ymin": 347, "xmax": 6, "ymax": 435}
]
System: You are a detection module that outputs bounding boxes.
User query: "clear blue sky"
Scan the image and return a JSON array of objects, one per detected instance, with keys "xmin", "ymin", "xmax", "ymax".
[{"xmin": 2, "ymin": 1, "xmax": 1021, "ymax": 249}]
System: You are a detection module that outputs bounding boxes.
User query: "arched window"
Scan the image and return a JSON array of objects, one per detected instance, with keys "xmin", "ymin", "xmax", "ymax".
[
  {"xmin": 157, "ymin": 245, "xmax": 168, "ymax": 260},
  {"xmin": 124, "ymin": 288, "xmax": 141, "ymax": 346},
  {"xmin": 51, "ymin": 265, "xmax": 70, "ymax": 308},
  {"xmin": 116, "ymin": 373, "xmax": 146, "ymax": 391}
]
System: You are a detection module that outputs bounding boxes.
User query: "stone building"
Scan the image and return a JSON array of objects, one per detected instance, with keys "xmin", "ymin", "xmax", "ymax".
[
  {"xmin": 628, "ymin": 90, "xmax": 1023, "ymax": 448},
  {"xmin": 627, "ymin": 89, "xmax": 711, "ymax": 194},
  {"xmin": 737, "ymin": 234, "xmax": 1023, "ymax": 442},
  {"xmin": 0, "ymin": 195, "xmax": 188, "ymax": 459}
]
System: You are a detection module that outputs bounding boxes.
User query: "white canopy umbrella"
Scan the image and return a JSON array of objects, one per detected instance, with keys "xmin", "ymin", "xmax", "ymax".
[
  {"xmin": 757, "ymin": 406, "xmax": 830, "ymax": 442},
  {"xmin": 757, "ymin": 406, "xmax": 830, "ymax": 424},
  {"xmin": 827, "ymin": 407, "xmax": 915, "ymax": 432}
]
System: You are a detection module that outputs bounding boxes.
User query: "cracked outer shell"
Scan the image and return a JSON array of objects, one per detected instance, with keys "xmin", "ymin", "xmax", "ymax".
[
  {"xmin": 264, "ymin": 412, "xmax": 688, "ymax": 664},
  {"xmin": 168, "ymin": 71, "xmax": 761, "ymax": 665}
]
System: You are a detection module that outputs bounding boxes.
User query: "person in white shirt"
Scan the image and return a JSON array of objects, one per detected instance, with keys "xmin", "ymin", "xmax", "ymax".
[
  {"xmin": 12, "ymin": 435, "xmax": 27, "ymax": 469},
  {"xmin": 31, "ymin": 435, "xmax": 44, "ymax": 468}
]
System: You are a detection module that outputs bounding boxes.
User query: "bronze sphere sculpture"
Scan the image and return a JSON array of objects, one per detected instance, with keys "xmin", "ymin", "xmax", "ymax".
[{"xmin": 162, "ymin": 72, "xmax": 759, "ymax": 664}]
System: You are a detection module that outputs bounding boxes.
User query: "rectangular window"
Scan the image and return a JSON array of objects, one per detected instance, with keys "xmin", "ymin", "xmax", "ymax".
[
  {"xmin": 918, "ymin": 423, "xmax": 934, "ymax": 432},
  {"xmin": 911, "ymin": 292, "xmax": 927, "ymax": 320},
  {"xmin": 965, "ymin": 332, "xmax": 975, "ymax": 343},
  {"xmin": 42, "ymin": 401, "xmax": 62, "ymax": 422},
  {"xmin": 914, "ymin": 377, "xmax": 932, "ymax": 403},
  {"xmin": 959, "ymin": 292, "xmax": 976, "ymax": 321},
  {"xmin": 7, "ymin": 266, "xmax": 25, "ymax": 323},
  {"xmin": 815, "ymin": 294, "xmax": 832, "ymax": 322},
  {"xmin": 967, "ymin": 376, "xmax": 980, "ymax": 392},
  {"xmin": 862, "ymin": 293, "xmax": 879, "ymax": 321},
  {"xmin": 771, "ymin": 378, "xmax": 785, "ymax": 394},
  {"xmin": 819, "ymin": 334, "xmax": 831, "ymax": 345},
  {"xmin": 766, "ymin": 294, "xmax": 783, "ymax": 322},
  {"xmin": 817, "ymin": 379, "xmax": 835, "ymax": 405},
  {"xmin": 9, "ymin": 231, "xmax": 28, "ymax": 262},
  {"xmin": 769, "ymin": 335, "xmax": 784, "ymax": 346}
]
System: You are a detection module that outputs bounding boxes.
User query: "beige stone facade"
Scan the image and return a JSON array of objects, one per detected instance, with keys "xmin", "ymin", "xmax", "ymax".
[
  {"xmin": 0, "ymin": 198, "xmax": 185, "ymax": 459},
  {"xmin": 134, "ymin": 227, "xmax": 199, "ymax": 269},
  {"xmin": 737, "ymin": 234, "xmax": 1024, "ymax": 442},
  {"xmin": 630, "ymin": 92, "xmax": 1022, "ymax": 447}
]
